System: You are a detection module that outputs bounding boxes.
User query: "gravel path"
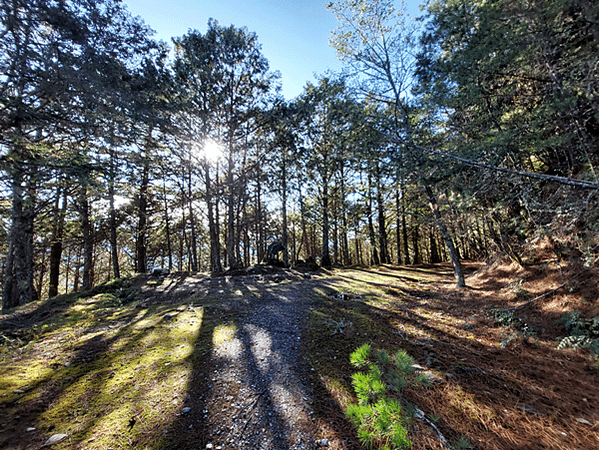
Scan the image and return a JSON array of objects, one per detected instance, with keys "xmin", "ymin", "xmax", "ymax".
[{"xmin": 201, "ymin": 277, "xmax": 321, "ymax": 450}]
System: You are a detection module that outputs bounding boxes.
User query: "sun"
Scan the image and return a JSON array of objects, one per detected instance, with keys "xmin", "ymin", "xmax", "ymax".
[{"xmin": 204, "ymin": 139, "xmax": 223, "ymax": 163}]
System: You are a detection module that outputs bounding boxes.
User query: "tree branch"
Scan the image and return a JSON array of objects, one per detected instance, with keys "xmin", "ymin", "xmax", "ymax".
[{"xmin": 405, "ymin": 141, "xmax": 599, "ymax": 190}]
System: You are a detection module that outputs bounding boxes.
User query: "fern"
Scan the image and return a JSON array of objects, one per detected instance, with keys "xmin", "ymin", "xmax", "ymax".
[{"xmin": 558, "ymin": 311, "xmax": 599, "ymax": 356}]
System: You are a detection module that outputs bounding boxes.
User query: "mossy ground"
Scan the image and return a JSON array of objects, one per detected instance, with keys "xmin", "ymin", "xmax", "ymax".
[{"xmin": 1, "ymin": 260, "xmax": 598, "ymax": 450}]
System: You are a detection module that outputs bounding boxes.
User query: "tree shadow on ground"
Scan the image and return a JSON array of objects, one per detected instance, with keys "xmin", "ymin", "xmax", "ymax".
[{"xmin": 308, "ymin": 270, "xmax": 599, "ymax": 450}]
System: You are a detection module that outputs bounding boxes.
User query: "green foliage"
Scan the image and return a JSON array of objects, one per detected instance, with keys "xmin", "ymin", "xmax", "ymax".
[
  {"xmin": 557, "ymin": 310, "xmax": 599, "ymax": 356},
  {"xmin": 351, "ymin": 343, "xmax": 373, "ymax": 368},
  {"xmin": 492, "ymin": 308, "xmax": 536, "ymax": 348},
  {"xmin": 492, "ymin": 308, "xmax": 521, "ymax": 328},
  {"xmin": 346, "ymin": 345, "xmax": 427, "ymax": 449},
  {"xmin": 452, "ymin": 435, "xmax": 473, "ymax": 450}
]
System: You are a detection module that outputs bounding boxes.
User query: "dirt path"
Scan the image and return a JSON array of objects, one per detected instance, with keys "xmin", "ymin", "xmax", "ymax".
[
  {"xmin": 204, "ymin": 283, "xmax": 317, "ymax": 449},
  {"xmin": 148, "ymin": 272, "xmax": 325, "ymax": 450}
]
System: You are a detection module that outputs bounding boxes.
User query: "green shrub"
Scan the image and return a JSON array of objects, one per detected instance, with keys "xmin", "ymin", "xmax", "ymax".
[
  {"xmin": 558, "ymin": 310, "xmax": 599, "ymax": 355},
  {"xmin": 346, "ymin": 344, "xmax": 425, "ymax": 449}
]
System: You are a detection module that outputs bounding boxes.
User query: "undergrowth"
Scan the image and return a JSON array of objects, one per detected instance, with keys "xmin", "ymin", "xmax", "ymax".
[
  {"xmin": 492, "ymin": 308, "xmax": 536, "ymax": 348},
  {"xmin": 557, "ymin": 310, "xmax": 599, "ymax": 356},
  {"xmin": 346, "ymin": 344, "xmax": 429, "ymax": 449}
]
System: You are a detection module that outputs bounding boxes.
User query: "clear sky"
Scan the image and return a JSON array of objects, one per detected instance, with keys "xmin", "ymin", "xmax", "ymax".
[{"xmin": 122, "ymin": 0, "xmax": 424, "ymax": 100}]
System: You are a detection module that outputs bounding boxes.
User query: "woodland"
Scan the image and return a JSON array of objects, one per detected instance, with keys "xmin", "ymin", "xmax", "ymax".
[
  {"xmin": 1, "ymin": 0, "xmax": 598, "ymax": 312},
  {"xmin": 2, "ymin": 1, "xmax": 599, "ymax": 449}
]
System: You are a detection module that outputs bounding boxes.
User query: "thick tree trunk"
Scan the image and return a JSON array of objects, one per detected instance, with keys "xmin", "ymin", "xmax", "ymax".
[
  {"xmin": 299, "ymin": 187, "xmax": 308, "ymax": 261},
  {"xmin": 3, "ymin": 170, "xmax": 37, "ymax": 311},
  {"xmin": 424, "ymin": 185, "xmax": 465, "ymax": 288}
]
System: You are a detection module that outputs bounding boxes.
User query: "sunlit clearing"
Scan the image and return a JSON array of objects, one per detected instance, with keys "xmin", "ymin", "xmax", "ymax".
[{"xmin": 204, "ymin": 139, "xmax": 223, "ymax": 163}]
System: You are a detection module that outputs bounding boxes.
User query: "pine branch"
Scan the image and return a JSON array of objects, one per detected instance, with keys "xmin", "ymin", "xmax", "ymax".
[{"xmin": 404, "ymin": 141, "xmax": 599, "ymax": 190}]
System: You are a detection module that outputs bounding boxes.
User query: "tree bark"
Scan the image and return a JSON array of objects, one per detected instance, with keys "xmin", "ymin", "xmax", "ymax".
[
  {"xmin": 376, "ymin": 172, "xmax": 389, "ymax": 264},
  {"xmin": 424, "ymin": 185, "xmax": 465, "ymax": 288},
  {"xmin": 136, "ymin": 156, "xmax": 149, "ymax": 273},
  {"xmin": 321, "ymin": 176, "xmax": 332, "ymax": 268},
  {"xmin": 49, "ymin": 185, "xmax": 68, "ymax": 297},
  {"xmin": 3, "ymin": 170, "xmax": 37, "ymax": 310},
  {"xmin": 205, "ymin": 163, "xmax": 222, "ymax": 273},
  {"xmin": 79, "ymin": 187, "xmax": 93, "ymax": 291},
  {"xmin": 395, "ymin": 189, "xmax": 402, "ymax": 265},
  {"xmin": 108, "ymin": 154, "xmax": 120, "ymax": 279},
  {"xmin": 281, "ymin": 158, "xmax": 289, "ymax": 267},
  {"xmin": 367, "ymin": 174, "xmax": 380, "ymax": 266},
  {"xmin": 162, "ymin": 174, "xmax": 173, "ymax": 271}
]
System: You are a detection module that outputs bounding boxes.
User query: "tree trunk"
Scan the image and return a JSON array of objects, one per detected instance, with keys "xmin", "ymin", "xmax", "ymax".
[
  {"xmin": 205, "ymin": 164, "xmax": 222, "ymax": 273},
  {"xmin": 395, "ymin": 189, "xmax": 402, "ymax": 265},
  {"xmin": 430, "ymin": 228, "xmax": 441, "ymax": 263},
  {"xmin": 401, "ymin": 187, "xmax": 410, "ymax": 265},
  {"xmin": 49, "ymin": 185, "xmax": 68, "ymax": 297},
  {"xmin": 188, "ymin": 166, "xmax": 199, "ymax": 272},
  {"xmin": 226, "ymin": 151, "xmax": 239, "ymax": 269},
  {"xmin": 412, "ymin": 220, "xmax": 421, "ymax": 264},
  {"xmin": 367, "ymin": 174, "xmax": 380, "ymax": 266},
  {"xmin": 424, "ymin": 185, "xmax": 465, "ymax": 288},
  {"xmin": 136, "ymin": 157, "xmax": 149, "ymax": 273},
  {"xmin": 162, "ymin": 174, "xmax": 173, "ymax": 271},
  {"xmin": 79, "ymin": 187, "xmax": 93, "ymax": 291},
  {"xmin": 321, "ymin": 177, "xmax": 332, "ymax": 268},
  {"xmin": 3, "ymin": 170, "xmax": 37, "ymax": 311},
  {"xmin": 299, "ymin": 187, "xmax": 308, "ymax": 261},
  {"xmin": 281, "ymin": 160, "xmax": 289, "ymax": 267},
  {"xmin": 340, "ymin": 174, "xmax": 350, "ymax": 265},
  {"xmin": 256, "ymin": 175, "xmax": 265, "ymax": 264},
  {"xmin": 108, "ymin": 156, "xmax": 120, "ymax": 279},
  {"xmin": 376, "ymin": 178, "xmax": 389, "ymax": 264}
]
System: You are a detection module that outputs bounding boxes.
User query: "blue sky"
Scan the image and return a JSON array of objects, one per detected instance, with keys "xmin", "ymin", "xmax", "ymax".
[{"xmin": 123, "ymin": 0, "xmax": 423, "ymax": 100}]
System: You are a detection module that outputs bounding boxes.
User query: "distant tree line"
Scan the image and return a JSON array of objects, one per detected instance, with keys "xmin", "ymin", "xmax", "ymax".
[{"xmin": 1, "ymin": 0, "xmax": 597, "ymax": 310}]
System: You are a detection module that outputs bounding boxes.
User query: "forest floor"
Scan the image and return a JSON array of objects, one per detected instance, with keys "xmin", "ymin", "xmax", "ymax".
[{"xmin": 0, "ymin": 251, "xmax": 598, "ymax": 450}]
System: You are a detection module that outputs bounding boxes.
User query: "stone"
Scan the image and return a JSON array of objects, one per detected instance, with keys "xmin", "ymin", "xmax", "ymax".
[
  {"xmin": 576, "ymin": 418, "xmax": 592, "ymax": 426},
  {"xmin": 181, "ymin": 407, "xmax": 191, "ymax": 414},
  {"xmin": 42, "ymin": 434, "xmax": 68, "ymax": 447},
  {"xmin": 320, "ymin": 439, "xmax": 329, "ymax": 446},
  {"xmin": 422, "ymin": 371, "xmax": 444, "ymax": 385}
]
